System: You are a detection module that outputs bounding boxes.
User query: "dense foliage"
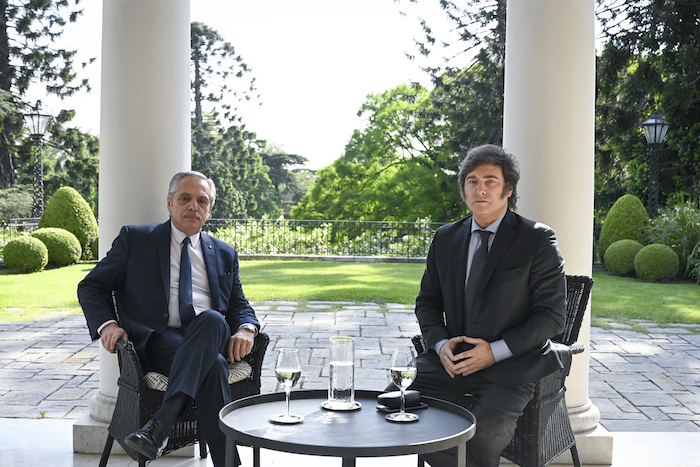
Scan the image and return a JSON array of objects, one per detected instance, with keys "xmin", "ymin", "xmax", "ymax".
[
  {"xmin": 0, "ymin": 184, "xmax": 31, "ymax": 218},
  {"xmin": 292, "ymin": 84, "xmax": 463, "ymax": 222},
  {"xmin": 595, "ymin": 0, "xmax": 700, "ymax": 216},
  {"xmin": 645, "ymin": 201, "xmax": 700, "ymax": 281}
]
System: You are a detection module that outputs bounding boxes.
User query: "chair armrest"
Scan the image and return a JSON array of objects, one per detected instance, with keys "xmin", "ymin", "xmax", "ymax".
[
  {"xmin": 242, "ymin": 332, "xmax": 269, "ymax": 382},
  {"xmin": 114, "ymin": 339, "xmax": 146, "ymax": 390},
  {"xmin": 569, "ymin": 341, "xmax": 585, "ymax": 355}
]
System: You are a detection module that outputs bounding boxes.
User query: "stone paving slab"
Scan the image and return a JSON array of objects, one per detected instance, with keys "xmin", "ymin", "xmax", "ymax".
[{"xmin": 0, "ymin": 302, "xmax": 699, "ymax": 433}]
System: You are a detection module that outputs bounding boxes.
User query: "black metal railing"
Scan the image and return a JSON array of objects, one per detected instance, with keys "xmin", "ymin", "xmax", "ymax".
[
  {"xmin": 204, "ymin": 218, "xmax": 446, "ymax": 258},
  {"xmin": 1, "ymin": 217, "xmax": 447, "ymax": 258}
]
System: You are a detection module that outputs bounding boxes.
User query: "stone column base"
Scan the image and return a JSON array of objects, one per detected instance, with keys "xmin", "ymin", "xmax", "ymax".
[
  {"xmin": 88, "ymin": 392, "xmax": 116, "ymax": 424},
  {"xmin": 72, "ymin": 413, "xmax": 194, "ymax": 457}
]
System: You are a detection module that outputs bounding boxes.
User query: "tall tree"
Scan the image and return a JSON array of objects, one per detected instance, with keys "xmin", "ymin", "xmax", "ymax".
[
  {"xmin": 0, "ymin": 0, "xmax": 90, "ymax": 188},
  {"xmin": 191, "ymin": 115, "xmax": 281, "ymax": 219},
  {"xmin": 191, "ymin": 21, "xmax": 257, "ymax": 154},
  {"xmin": 292, "ymin": 84, "xmax": 463, "ymax": 222},
  {"xmin": 190, "ymin": 22, "xmax": 279, "ymax": 218},
  {"xmin": 404, "ymin": 0, "xmax": 507, "ymax": 158},
  {"xmin": 261, "ymin": 147, "xmax": 311, "ymax": 215}
]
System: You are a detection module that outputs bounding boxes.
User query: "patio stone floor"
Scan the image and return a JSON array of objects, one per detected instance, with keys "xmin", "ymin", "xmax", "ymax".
[{"xmin": 1, "ymin": 300, "xmax": 700, "ymax": 465}]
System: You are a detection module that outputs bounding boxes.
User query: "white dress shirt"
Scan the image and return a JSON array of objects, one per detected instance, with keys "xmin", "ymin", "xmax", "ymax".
[{"xmin": 168, "ymin": 226, "xmax": 212, "ymax": 328}]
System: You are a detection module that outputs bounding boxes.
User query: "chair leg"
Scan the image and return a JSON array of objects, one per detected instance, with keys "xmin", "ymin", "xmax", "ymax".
[
  {"xmin": 417, "ymin": 455, "xmax": 425, "ymax": 467},
  {"xmin": 98, "ymin": 434, "xmax": 114, "ymax": 467},
  {"xmin": 199, "ymin": 438, "xmax": 208, "ymax": 458},
  {"xmin": 570, "ymin": 444, "xmax": 582, "ymax": 467}
]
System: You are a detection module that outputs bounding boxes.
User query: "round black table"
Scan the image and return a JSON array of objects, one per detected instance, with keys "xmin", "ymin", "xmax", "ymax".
[{"xmin": 219, "ymin": 389, "xmax": 475, "ymax": 467}]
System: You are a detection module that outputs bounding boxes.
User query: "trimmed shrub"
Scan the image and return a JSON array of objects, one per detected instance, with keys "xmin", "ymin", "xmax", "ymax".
[
  {"xmin": 598, "ymin": 194, "xmax": 648, "ymax": 261},
  {"xmin": 2, "ymin": 236, "xmax": 48, "ymax": 273},
  {"xmin": 30, "ymin": 227, "xmax": 82, "ymax": 266},
  {"xmin": 39, "ymin": 186, "xmax": 98, "ymax": 259},
  {"xmin": 634, "ymin": 244, "xmax": 680, "ymax": 281},
  {"xmin": 604, "ymin": 239, "xmax": 644, "ymax": 276}
]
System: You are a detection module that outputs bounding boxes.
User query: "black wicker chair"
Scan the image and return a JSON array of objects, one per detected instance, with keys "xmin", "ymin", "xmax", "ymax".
[
  {"xmin": 98, "ymin": 331, "xmax": 269, "ymax": 467},
  {"xmin": 413, "ymin": 275, "xmax": 593, "ymax": 467}
]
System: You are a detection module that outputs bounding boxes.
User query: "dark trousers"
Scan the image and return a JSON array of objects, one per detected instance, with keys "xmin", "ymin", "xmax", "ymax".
[
  {"xmin": 145, "ymin": 310, "xmax": 233, "ymax": 467},
  {"xmin": 406, "ymin": 350, "xmax": 535, "ymax": 467}
]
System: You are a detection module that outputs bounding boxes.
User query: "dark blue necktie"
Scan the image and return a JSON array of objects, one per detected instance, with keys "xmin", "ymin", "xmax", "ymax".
[
  {"xmin": 465, "ymin": 230, "xmax": 491, "ymax": 312},
  {"xmin": 179, "ymin": 236, "xmax": 195, "ymax": 328}
]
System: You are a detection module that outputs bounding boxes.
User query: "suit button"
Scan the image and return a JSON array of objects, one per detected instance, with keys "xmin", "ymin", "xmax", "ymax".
[{"xmin": 163, "ymin": 313, "xmax": 168, "ymax": 318}]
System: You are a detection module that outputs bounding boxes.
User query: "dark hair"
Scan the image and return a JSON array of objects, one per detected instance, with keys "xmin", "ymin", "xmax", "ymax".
[
  {"xmin": 168, "ymin": 171, "xmax": 216, "ymax": 207},
  {"xmin": 457, "ymin": 144, "xmax": 520, "ymax": 210}
]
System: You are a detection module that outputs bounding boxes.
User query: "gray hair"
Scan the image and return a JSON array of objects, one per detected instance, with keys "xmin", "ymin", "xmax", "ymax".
[
  {"xmin": 457, "ymin": 144, "xmax": 520, "ymax": 210},
  {"xmin": 168, "ymin": 171, "xmax": 216, "ymax": 207}
]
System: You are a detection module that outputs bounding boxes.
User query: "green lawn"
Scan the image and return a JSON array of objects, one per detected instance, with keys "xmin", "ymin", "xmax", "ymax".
[
  {"xmin": 590, "ymin": 270, "xmax": 700, "ymax": 327},
  {"xmin": 2, "ymin": 260, "xmax": 700, "ymax": 327}
]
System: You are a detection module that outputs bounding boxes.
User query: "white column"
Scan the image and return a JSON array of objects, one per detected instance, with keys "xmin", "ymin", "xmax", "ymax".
[
  {"xmin": 89, "ymin": 0, "xmax": 191, "ymax": 424},
  {"xmin": 503, "ymin": 0, "xmax": 612, "ymax": 464}
]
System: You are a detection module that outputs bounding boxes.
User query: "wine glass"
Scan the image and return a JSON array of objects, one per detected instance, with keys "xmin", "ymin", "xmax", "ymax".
[
  {"xmin": 270, "ymin": 348, "xmax": 304, "ymax": 424},
  {"xmin": 386, "ymin": 348, "xmax": 418, "ymax": 422}
]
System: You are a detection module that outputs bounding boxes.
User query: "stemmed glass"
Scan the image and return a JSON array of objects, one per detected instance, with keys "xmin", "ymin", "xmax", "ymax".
[
  {"xmin": 386, "ymin": 348, "xmax": 418, "ymax": 422},
  {"xmin": 270, "ymin": 348, "xmax": 304, "ymax": 424}
]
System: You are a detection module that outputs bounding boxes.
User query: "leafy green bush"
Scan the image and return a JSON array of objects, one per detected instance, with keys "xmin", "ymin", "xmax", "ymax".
[
  {"xmin": 2, "ymin": 236, "xmax": 48, "ymax": 273},
  {"xmin": 0, "ymin": 185, "xmax": 32, "ymax": 218},
  {"xmin": 604, "ymin": 239, "xmax": 644, "ymax": 276},
  {"xmin": 30, "ymin": 227, "xmax": 81, "ymax": 267},
  {"xmin": 645, "ymin": 201, "xmax": 700, "ymax": 280},
  {"xmin": 598, "ymin": 194, "xmax": 648, "ymax": 260},
  {"xmin": 634, "ymin": 244, "xmax": 679, "ymax": 281},
  {"xmin": 39, "ymin": 186, "xmax": 98, "ymax": 259}
]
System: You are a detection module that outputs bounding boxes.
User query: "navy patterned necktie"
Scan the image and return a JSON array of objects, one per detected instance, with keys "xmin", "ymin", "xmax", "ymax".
[
  {"xmin": 465, "ymin": 230, "xmax": 491, "ymax": 310},
  {"xmin": 178, "ymin": 236, "xmax": 195, "ymax": 328}
]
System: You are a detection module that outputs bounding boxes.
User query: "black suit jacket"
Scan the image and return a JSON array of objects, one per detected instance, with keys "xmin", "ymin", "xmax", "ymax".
[
  {"xmin": 78, "ymin": 220, "xmax": 259, "ymax": 371},
  {"xmin": 415, "ymin": 209, "xmax": 567, "ymax": 387}
]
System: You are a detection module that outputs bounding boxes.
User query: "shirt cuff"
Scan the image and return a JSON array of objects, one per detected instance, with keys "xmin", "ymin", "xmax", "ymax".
[
  {"xmin": 434, "ymin": 338, "xmax": 449, "ymax": 355},
  {"xmin": 490, "ymin": 339, "xmax": 513, "ymax": 363},
  {"xmin": 237, "ymin": 323, "xmax": 258, "ymax": 337},
  {"xmin": 97, "ymin": 320, "xmax": 118, "ymax": 336}
]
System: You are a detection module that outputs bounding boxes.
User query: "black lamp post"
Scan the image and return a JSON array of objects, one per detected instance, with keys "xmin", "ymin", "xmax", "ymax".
[
  {"xmin": 23, "ymin": 101, "xmax": 52, "ymax": 218},
  {"xmin": 641, "ymin": 112, "xmax": 670, "ymax": 217}
]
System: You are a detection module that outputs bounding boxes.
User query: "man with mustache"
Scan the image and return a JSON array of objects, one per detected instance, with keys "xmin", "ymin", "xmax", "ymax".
[
  {"xmin": 408, "ymin": 145, "xmax": 567, "ymax": 467},
  {"xmin": 78, "ymin": 171, "xmax": 259, "ymax": 467}
]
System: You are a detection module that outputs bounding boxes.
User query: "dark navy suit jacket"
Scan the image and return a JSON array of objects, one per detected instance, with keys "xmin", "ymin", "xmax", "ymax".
[
  {"xmin": 78, "ymin": 220, "xmax": 259, "ymax": 371},
  {"xmin": 415, "ymin": 209, "xmax": 567, "ymax": 388}
]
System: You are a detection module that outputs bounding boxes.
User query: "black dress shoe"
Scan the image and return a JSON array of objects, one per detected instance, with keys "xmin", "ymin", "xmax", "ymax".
[{"xmin": 124, "ymin": 417, "xmax": 170, "ymax": 460}]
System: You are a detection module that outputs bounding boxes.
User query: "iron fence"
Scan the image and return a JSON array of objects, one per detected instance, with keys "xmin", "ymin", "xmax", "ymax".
[
  {"xmin": 1, "ymin": 217, "xmax": 447, "ymax": 259},
  {"xmin": 204, "ymin": 218, "xmax": 446, "ymax": 258}
]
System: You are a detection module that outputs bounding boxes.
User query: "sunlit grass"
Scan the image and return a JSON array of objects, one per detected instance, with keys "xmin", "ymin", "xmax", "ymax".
[
  {"xmin": 0, "ymin": 262, "xmax": 93, "ymax": 321},
  {"xmin": 2, "ymin": 260, "xmax": 700, "ymax": 328},
  {"xmin": 590, "ymin": 270, "xmax": 700, "ymax": 325},
  {"xmin": 239, "ymin": 260, "xmax": 425, "ymax": 304}
]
